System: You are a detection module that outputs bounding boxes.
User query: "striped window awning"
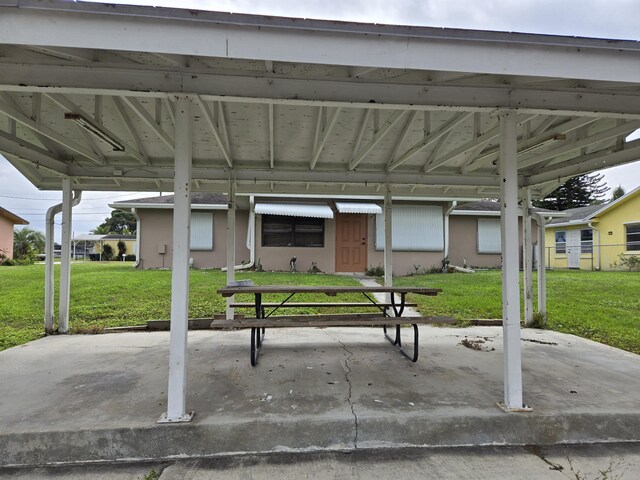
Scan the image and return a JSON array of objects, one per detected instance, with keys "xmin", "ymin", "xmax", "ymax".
[
  {"xmin": 255, "ymin": 203, "xmax": 334, "ymax": 218},
  {"xmin": 335, "ymin": 202, "xmax": 382, "ymax": 214}
]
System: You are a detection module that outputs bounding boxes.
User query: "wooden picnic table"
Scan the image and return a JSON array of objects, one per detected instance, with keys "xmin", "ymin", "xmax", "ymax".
[{"xmin": 215, "ymin": 284, "xmax": 448, "ymax": 366}]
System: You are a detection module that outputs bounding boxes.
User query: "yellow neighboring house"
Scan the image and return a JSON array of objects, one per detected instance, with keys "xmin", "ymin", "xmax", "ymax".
[
  {"xmin": 545, "ymin": 186, "xmax": 640, "ymax": 270},
  {"xmin": 102, "ymin": 234, "xmax": 137, "ymax": 259}
]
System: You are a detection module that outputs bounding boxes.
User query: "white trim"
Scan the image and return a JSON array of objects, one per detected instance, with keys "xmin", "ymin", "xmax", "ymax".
[
  {"xmin": 586, "ymin": 186, "xmax": 640, "ymax": 220},
  {"xmin": 110, "ymin": 202, "xmax": 227, "ymax": 210},
  {"xmin": 335, "ymin": 202, "xmax": 382, "ymax": 214},
  {"xmin": 255, "ymin": 202, "xmax": 334, "ymax": 219}
]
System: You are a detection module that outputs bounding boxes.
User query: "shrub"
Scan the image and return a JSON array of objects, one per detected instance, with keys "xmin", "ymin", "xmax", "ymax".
[
  {"xmin": 102, "ymin": 244, "xmax": 114, "ymax": 261},
  {"xmin": 1, "ymin": 258, "xmax": 15, "ymax": 266},
  {"xmin": 611, "ymin": 254, "xmax": 640, "ymax": 271},
  {"xmin": 117, "ymin": 240, "xmax": 127, "ymax": 258},
  {"xmin": 365, "ymin": 264, "xmax": 385, "ymax": 277},
  {"xmin": 124, "ymin": 254, "xmax": 137, "ymax": 262}
]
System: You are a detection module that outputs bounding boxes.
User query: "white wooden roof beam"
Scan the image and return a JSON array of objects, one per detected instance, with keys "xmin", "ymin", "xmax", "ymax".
[
  {"xmin": 349, "ymin": 110, "xmax": 406, "ymax": 170},
  {"xmin": 310, "ymin": 106, "xmax": 342, "ymax": 170},
  {"xmin": 110, "ymin": 96, "xmax": 150, "ymax": 165},
  {"xmin": 46, "ymin": 93, "xmax": 147, "ymax": 165},
  {"xmin": 351, "ymin": 109, "xmax": 373, "ymax": 159},
  {"xmin": 519, "ymin": 119, "xmax": 640, "ymax": 170},
  {"xmin": 23, "ymin": 45, "xmax": 96, "ymax": 62},
  {"xmin": 268, "ymin": 103, "xmax": 274, "ymax": 168},
  {"xmin": 120, "ymin": 96, "xmax": 175, "ymax": 151},
  {"xmin": 526, "ymin": 138, "xmax": 640, "ymax": 185},
  {"xmin": 462, "ymin": 116, "xmax": 599, "ymax": 173},
  {"xmin": 195, "ymin": 95, "xmax": 233, "ymax": 167},
  {"xmin": 388, "ymin": 111, "xmax": 472, "ymax": 171},
  {"xmin": 0, "ymin": 93, "xmax": 105, "ymax": 165},
  {"xmin": 2, "ymin": 5, "xmax": 638, "ymax": 83},
  {"xmin": 386, "ymin": 110, "xmax": 418, "ymax": 168},
  {"xmin": 428, "ymin": 114, "xmax": 535, "ymax": 173},
  {"xmin": 3, "ymin": 63, "xmax": 640, "ymax": 117},
  {"xmin": 0, "ymin": 129, "xmax": 69, "ymax": 174}
]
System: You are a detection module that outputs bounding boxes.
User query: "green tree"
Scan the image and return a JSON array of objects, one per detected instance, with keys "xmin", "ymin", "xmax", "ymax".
[
  {"xmin": 117, "ymin": 240, "xmax": 127, "ymax": 258},
  {"xmin": 611, "ymin": 185, "xmax": 625, "ymax": 201},
  {"xmin": 13, "ymin": 228, "xmax": 45, "ymax": 263},
  {"xmin": 102, "ymin": 243, "xmax": 114, "ymax": 261},
  {"xmin": 533, "ymin": 173, "xmax": 609, "ymax": 210},
  {"xmin": 92, "ymin": 210, "xmax": 136, "ymax": 235}
]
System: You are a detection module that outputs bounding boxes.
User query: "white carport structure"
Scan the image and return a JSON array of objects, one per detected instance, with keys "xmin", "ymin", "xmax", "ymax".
[{"xmin": 1, "ymin": 1, "xmax": 639, "ymax": 421}]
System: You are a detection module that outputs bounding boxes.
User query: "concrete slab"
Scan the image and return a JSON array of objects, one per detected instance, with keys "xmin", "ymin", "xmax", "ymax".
[
  {"xmin": 158, "ymin": 446, "xmax": 564, "ymax": 480},
  {"xmin": 1, "ymin": 326, "xmax": 640, "ymax": 466},
  {"xmin": 0, "ymin": 462, "xmax": 167, "ymax": 479}
]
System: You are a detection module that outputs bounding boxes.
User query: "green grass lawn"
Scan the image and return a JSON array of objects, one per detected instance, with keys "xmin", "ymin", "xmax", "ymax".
[
  {"xmin": 0, "ymin": 262, "xmax": 367, "ymax": 351},
  {"xmin": 395, "ymin": 270, "xmax": 640, "ymax": 355},
  {"xmin": 1, "ymin": 263, "xmax": 638, "ymax": 355}
]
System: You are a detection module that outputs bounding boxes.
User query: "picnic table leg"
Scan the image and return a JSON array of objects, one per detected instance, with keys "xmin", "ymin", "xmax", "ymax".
[
  {"xmin": 396, "ymin": 324, "xmax": 419, "ymax": 362},
  {"xmin": 250, "ymin": 293, "xmax": 266, "ymax": 366}
]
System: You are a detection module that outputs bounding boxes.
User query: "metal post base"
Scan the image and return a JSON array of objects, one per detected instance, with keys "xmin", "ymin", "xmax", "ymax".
[
  {"xmin": 496, "ymin": 402, "xmax": 532, "ymax": 413},
  {"xmin": 157, "ymin": 411, "xmax": 195, "ymax": 423}
]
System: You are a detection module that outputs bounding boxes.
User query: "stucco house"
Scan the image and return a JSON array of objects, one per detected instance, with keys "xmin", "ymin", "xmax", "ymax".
[
  {"xmin": 545, "ymin": 186, "xmax": 640, "ymax": 270},
  {"xmin": 112, "ymin": 194, "xmax": 546, "ymax": 275},
  {"xmin": 0, "ymin": 206, "xmax": 28, "ymax": 260}
]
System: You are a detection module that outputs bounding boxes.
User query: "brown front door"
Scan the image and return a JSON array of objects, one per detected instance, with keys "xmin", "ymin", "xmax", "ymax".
[{"xmin": 335, "ymin": 213, "xmax": 367, "ymax": 272}]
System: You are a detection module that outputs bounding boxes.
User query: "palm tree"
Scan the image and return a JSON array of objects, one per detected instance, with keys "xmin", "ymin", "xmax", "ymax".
[{"xmin": 13, "ymin": 227, "xmax": 45, "ymax": 261}]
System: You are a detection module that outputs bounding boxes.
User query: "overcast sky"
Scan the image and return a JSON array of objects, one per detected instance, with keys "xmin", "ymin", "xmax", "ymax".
[{"xmin": 2, "ymin": 0, "xmax": 639, "ymax": 237}]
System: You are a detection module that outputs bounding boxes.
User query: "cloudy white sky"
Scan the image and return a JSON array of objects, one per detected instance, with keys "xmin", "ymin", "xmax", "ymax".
[{"xmin": 1, "ymin": 0, "xmax": 639, "ymax": 236}]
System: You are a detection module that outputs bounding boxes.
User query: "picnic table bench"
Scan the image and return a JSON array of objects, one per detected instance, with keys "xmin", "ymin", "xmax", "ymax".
[{"xmin": 216, "ymin": 285, "xmax": 450, "ymax": 365}]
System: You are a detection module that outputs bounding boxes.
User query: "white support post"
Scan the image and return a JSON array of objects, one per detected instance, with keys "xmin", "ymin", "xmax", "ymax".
[
  {"xmin": 226, "ymin": 177, "xmax": 236, "ymax": 320},
  {"xmin": 58, "ymin": 178, "xmax": 72, "ymax": 334},
  {"xmin": 533, "ymin": 212, "xmax": 547, "ymax": 320},
  {"xmin": 499, "ymin": 110, "xmax": 526, "ymax": 411},
  {"xmin": 383, "ymin": 187, "xmax": 393, "ymax": 304},
  {"xmin": 523, "ymin": 188, "xmax": 534, "ymax": 326},
  {"xmin": 160, "ymin": 96, "xmax": 194, "ymax": 423}
]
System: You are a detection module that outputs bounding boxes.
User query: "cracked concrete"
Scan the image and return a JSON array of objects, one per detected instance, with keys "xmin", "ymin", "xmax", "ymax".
[
  {"xmin": 324, "ymin": 330, "xmax": 359, "ymax": 449},
  {"xmin": 2, "ymin": 327, "xmax": 640, "ymax": 466}
]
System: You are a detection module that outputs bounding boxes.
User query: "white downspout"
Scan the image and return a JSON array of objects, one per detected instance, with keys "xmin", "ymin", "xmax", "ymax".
[
  {"xmin": 532, "ymin": 212, "xmax": 550, "ymax": 320},
  {"xmin": 131, "ymin": 207, "xmax": 141, "ymax": 268},
  {"xmin": 443, "ymin": 201, "xmax": 457, "ymax": 259},
  {"xmin": 222, "ymin": 195, "xmax": 255, "ymax": 271},
  {"xmin": 45, "ymin": 189, "xmax": 81, "ymax": 334},
  {"xmin": 588, "ymin": 220, "xmax": 600, "ymax": 271}
]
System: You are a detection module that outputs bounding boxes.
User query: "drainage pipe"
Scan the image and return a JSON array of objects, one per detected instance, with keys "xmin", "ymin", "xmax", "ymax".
[
  {"xmin": 44, "ymin": 189, "xmax": 81, "ymax": 334},
  {"xmin": 222, "ymin": 195, "xmax": 255, "ymax": 271}
]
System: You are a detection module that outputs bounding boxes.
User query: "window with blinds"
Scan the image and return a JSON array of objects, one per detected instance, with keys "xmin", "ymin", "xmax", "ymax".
[
  {"xmin": 375, "ymin": 205, "xmax": 443, "ymax": 251},
  {"xmin": 477, "ymin": 218, "xmax": 502, "ymax": 254},
  {"xmin": 190, "ymin": 212, "xmax": 213, "ymax": 250}
]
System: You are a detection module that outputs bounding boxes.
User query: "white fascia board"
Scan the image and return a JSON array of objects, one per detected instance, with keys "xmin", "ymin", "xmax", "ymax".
[
  {"xmin": 544, "ymin": 220, "xmax": 590, "ymax": 229},
  {"xmin": 3, "ymin": 63, "xmax": 640, "ymax": 117},
  {"xmin": 452, "ymin": 210, "xmax": 567, "ymax": 217},
  {"xmin": 255, "ymin": 202, "xmax": 334, "ymax": 218},
  {"xmin": 451, "ymin": 210, "xmax": 502, "ymax": 217},
  {"xmin": 108, "ymin": 202, "xmax": 228, "ymax": 210},
  {"xmin": 585, "ymin": 185, "xmax": 640, "ymax": 220},
  {"xmin": 2, "ymin": 3, "xmax": 640, "ymax": 83}
]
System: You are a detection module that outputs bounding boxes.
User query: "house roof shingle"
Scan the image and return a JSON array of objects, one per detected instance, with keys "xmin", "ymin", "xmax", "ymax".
[
  {"xmin": 113, "ymin": 193, "xmax": 227, "ymax": 206},
  {"xmin": 0, "ymin": 206, "xmax": 29, "ymax": 225}
]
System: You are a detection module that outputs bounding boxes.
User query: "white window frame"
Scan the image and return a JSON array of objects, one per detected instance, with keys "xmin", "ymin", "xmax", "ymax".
[
  {"xmin": 190, "ymin": 212, "xmax": 214, "ymax": 251},
  {"xmin": 477, "ymin": 218, "xmax": 501, "ymax": 254},
  {"xmin": 375, "ymin": 205, "xmax": 443, "ymax": 251},
  {"xmin": 625, "ymin": 222, "xmax": 640, "ymax": 252},
  {"xmin": 555, "ymin": 230, "xmax": 566, "ymax": 254},
  {"xmin": 580, "ymin": 228, "xmax": 593, "ymax": 254}
]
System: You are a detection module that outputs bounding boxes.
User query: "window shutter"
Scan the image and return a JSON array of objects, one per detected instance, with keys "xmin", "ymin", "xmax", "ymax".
[
  {"xmin": 477, "ymin": 218, "xmax": 501, "ymax": 253},
  {"xmin": 190, "ymin": 212, "xmax": 213, "ymax": 250},
  {"xmin": 376, "ymin": 205, "xmax": 443, "ymax": 251}
]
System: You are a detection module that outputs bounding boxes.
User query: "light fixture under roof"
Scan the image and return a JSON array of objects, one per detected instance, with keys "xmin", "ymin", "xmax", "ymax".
[{"xmin": 65, "ymin": 113, "xmax": 125, "ymax": 152}]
